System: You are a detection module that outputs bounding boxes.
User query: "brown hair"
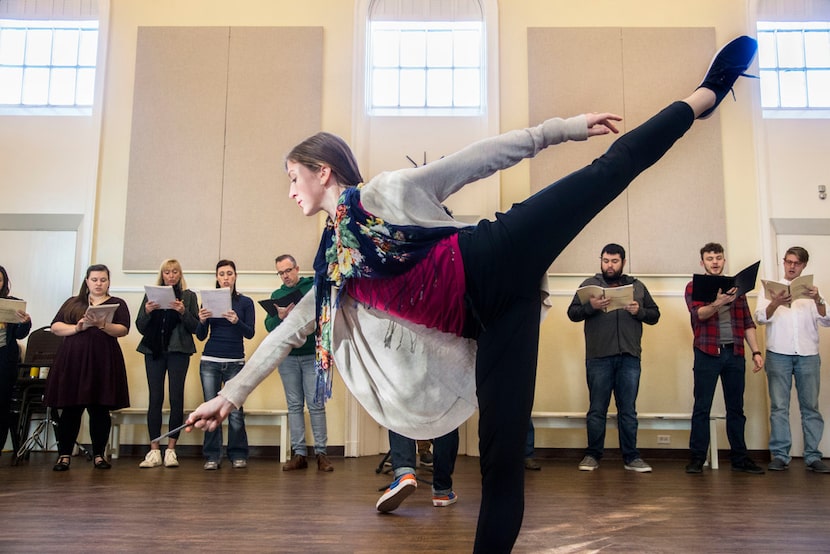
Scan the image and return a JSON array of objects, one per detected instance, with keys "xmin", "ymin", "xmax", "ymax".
[{"xmin": 285, "ymin": 132, "xmax": 363, "ymax": 187}]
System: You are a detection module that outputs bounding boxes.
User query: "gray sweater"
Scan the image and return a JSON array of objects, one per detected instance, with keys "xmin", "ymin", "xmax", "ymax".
[{"xmin": 220, "ymin": 114, "xmax": 589, "ymax": 440}]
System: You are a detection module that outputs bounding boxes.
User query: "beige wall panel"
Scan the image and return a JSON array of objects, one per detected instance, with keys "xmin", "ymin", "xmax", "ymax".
[
  {"xmin": 221, "ymin": 27, "xmax": 324, "ymax": 271},
  {"xmin": 621, "ymin": 28, "xmax": 726, "ymax": 275},
  {"xmin": 528, "ymin": 28, "xmax": 726, "ymax": 275},
  {"xmin": 528, "ymin": 28, "xmax": 628, "ymax": 273},
  {"xmin": 124, "ymin": 27, "xmax": 229, "ymax": 270}
]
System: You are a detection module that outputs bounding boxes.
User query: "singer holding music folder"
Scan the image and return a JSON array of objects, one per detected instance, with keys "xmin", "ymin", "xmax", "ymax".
[{"xmin": 683, "ymin": 242, "xmax": 765, "ymax": 475}]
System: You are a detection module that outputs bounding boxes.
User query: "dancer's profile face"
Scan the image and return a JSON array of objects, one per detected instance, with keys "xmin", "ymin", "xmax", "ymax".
[{"xmin": 286, "ymin": 160, "xmax": 325, "ymax": 217}]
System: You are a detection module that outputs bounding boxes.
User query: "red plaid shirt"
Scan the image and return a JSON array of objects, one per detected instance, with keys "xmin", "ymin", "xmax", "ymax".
[{"xmin": 684, "ymin": 280, "xmax": 756, "ymax": 357}]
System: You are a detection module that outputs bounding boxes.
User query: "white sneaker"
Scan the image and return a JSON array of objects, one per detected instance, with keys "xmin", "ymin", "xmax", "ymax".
[
  {"xmin": 232, "ymin": 459, "xmax": 247, "ymax": 469},
  {"xmin": 164, "ymin": 449, "xmax": 179, "ymax": 468},
  {"xmin": 139, "ymin": 449, "xmax": 163, "ymax": 468},
  {"xmin": 204, "ymin": 460, "xmax": 219, "ymax": 470}
]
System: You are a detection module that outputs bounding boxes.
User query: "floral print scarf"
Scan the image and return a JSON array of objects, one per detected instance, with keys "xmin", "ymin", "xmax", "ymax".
[{"xmin": 312, "ymin": 185, "xmax": 460, "ymax": 401}]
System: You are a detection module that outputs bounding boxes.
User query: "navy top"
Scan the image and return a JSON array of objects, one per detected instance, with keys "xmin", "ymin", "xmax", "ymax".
[{"xmin": 196, "ymin": 294, "xmax": 255, "ymax": 359}]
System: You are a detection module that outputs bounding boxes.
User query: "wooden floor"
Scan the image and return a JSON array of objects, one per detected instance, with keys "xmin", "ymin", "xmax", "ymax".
[{"xmin": 2, "ymin": 452, "xmax": 830, "ymax": 553}]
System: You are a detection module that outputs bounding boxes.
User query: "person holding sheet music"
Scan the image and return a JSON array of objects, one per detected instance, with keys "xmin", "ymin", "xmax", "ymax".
[
  {"xmin": 567, "ymin": 243, "xmax": 660, "ymax": 473},
  {"xmin": 264, "ymin": 254, "xmax": 332, "ymax": 472},
  {"xmin": 755, "ymin": 246, "xmax": 830, "ymax": 473},
  {"xmin": 0, "ymin": 265, "xmax": 32, "ymax": 456},
  {"xmin": 196, "ymin": 259, "xmax": 255, "ymax": 470},
  {"xmin": 46, "ymin": 264, "xmax": 130, "ymax": 471},
  {"xmin": 684, "ymin": 242, "xmax": 764, "ymax": 475},
  {"xmin": 135, "ymin": 259, "xmax": 200, "ymax": 469}
]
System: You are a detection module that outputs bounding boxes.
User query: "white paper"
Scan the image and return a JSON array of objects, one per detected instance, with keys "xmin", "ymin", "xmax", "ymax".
[
  {"xmin": 0, "ymin": 298, "xmax": 26, "ymax": 323},
  {"xmin": 144, "ymin": 285, "xmax": 177, "ymax": 308},
  {"xmin": 200, "ymin": 288, "xmax": 232, "ymax": 317}
]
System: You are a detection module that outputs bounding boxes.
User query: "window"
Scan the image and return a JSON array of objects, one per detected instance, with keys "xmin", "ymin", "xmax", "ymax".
[
  {"xmin": 757, "ymin": 21, "xmax": 830, "ymax": 117},
  {"xmin": 0, "ymin": 19, "xmax": 98, "ymax": 113},
  {"xmin": 368, "ymin": 20, "xmax": 483, "ymax": 116}
]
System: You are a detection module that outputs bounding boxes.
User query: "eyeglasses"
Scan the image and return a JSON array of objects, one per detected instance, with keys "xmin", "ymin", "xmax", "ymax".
[
  {"xmin": 277, "ymin": 266, "xmax": 297, "ymax": 277},
  {"xmin": 783, "ymin": 259, "xmax": 804, "ymax": 267}
]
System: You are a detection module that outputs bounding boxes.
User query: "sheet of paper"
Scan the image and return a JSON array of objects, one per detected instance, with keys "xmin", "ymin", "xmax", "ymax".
[
  {"xmin": 200, "ymin": 288, "xmax": 232, "ymax": 317},
  {"xmin": 85, "ymin": 303, "xmax": 119, "ymax": 324},
  {"xmin": 144, "ymin": 285, "xmax": 177, "ymax": 308},
  {"xmin": 0, "ymin": 298, "xmax": 26, "ymax": 323}
]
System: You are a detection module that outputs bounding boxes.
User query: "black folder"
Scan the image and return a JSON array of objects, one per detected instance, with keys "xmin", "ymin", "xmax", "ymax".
[{"xmin": 691, "ymin": 260, "xmax": 760, "ymax": 303}]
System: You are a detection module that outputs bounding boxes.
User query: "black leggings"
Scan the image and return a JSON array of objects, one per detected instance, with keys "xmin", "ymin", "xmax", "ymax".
[
  {"xmin": 56, "ymin": 405, "xmax": 112, "ymax": 457},
  {"xmin": 145, "ymin": 352, "xmax": 190, "ymax": 441},
  {"xmin": 458, "ymin": 101, "xmax": 695, "ymax": 553}
]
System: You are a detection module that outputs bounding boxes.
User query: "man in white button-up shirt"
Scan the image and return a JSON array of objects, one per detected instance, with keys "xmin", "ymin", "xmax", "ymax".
[{"xmin": 756, "ymin": 246, "xmax": 830, "ymax": 473}]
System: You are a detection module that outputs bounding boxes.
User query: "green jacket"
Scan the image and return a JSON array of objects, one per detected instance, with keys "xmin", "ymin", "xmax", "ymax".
[{"xmin": 265, "ymin": 276, "xmax": 314, "ymax": 356}]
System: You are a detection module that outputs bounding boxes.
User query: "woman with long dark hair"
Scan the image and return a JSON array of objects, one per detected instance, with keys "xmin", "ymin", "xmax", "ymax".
[
  {"xmin": 46, "ymin": 264, "xmax": 130, "ymax": 471},
  {"xmin": 0, "ymin": 265, "xmax": 32, "ymax": 455},
  {"xmin": 136, "ymin": 259, "xmax": 199, "ymax": 468},
  {"xmin": 195, "ymin": 260, "xmax": 255, "ymax": 470}
]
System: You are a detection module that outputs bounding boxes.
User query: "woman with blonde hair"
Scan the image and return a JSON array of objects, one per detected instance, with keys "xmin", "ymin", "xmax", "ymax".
[{"xmin": 136, "ymin": 259, "xmax": 199, "ymax": 468}]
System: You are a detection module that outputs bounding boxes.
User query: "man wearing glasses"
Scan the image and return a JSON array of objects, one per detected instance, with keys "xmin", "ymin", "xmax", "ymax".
[
  {"xmin": 567, "ymin": 243, "xmax": 660, "ymax": 473},
  {"xmin": 265, "ymin": 254, "xmax": 333, "ymax": 472},
  {"xmin": 755, "ymin": 246, "xmax": 830, "ymax": 473}
]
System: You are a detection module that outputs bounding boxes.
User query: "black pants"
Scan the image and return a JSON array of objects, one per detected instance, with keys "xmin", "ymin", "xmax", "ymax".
[
  {"xmin": 56, "ymin": 404, "xmax": 111, "ymax": 457},
  {"xmin": 144, "ymin": 352, "xmax": 190, "ymax": 441},
  {"xmin": 0, "ymin": 349, "xmax": 17, "ymax": 451},
  {"xmin": 458, "ymin": 101, "xmax": 695, "ymax": 553}
]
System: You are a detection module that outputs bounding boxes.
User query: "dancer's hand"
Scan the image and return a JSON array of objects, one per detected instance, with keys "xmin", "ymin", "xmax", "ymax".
[
  {"xmin": 586, "ymin": 112, "xmax": 622, "ymax": 136},
  {"xmin": 186, "ymin": 395, "xmax": 236, "ymax": 432}
]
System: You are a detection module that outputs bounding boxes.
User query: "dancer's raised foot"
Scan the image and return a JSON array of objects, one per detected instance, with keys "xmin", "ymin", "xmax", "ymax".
[{"xmin": 697, "ymin": 35, "xmax": 758, "ymax": 119}]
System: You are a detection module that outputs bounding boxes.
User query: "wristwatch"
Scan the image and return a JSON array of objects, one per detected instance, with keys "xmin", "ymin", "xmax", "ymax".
[{"xmin": 818, "ymin": 297, "xmax": 826, "ymax": 306}]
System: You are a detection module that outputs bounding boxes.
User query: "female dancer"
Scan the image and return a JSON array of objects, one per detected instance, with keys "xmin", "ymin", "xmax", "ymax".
[
  {"xmin": 196, "ymin": 260, "xmax": 255, "ymax": 470},
  {"xmin": 0, "ymin": 265, "xmax": 32, "ymax": 454},
  {"xmin": 136, "ymin": 259, "xmax": 199, "ymax": 468},
  {"xmin": 46, "ymin": 264, "xmax": 130, "ymax": 470},
  {"xmin": 188, "ymin": 36, "xmax": 758, "ymax": 551}
]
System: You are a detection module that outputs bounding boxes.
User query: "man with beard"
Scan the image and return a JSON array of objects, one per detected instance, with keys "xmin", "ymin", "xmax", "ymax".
[{"xmin": 568, "ymin": 243, "xmax": 660, "ymax": 472}]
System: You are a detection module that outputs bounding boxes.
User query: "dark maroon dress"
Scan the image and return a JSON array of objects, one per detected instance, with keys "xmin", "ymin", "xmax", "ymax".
[{"xmin": 45, "ymin": 296, "xmax": 131, "ymax": 410}]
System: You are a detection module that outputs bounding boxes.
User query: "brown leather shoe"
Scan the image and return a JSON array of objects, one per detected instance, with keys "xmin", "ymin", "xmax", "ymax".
[
  {"xmin": 282, "ymin": 454, "xmax": 308, "ymax": 471},
  {"xmin": 317, "ymin": 453, "xmax": 334, "ymax": 472}
]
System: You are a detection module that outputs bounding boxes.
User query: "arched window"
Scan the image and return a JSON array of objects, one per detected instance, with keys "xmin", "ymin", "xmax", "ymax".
[{"xmin": 366, "ymin": 0, "xmax": 485, "ymax": 116}]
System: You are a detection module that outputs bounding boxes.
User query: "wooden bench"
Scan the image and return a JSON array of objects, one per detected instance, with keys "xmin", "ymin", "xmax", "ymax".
[
  {"xmin": 531, "ymin": 411, "xmax": 725, "ymax": 469},
  {"xmin": 109, "ymin": 408, "xmax": 289, "ymax": 462}
]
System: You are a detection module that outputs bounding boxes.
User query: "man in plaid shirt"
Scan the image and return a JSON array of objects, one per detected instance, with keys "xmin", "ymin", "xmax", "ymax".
[{"xmin": 684, "ymin": 242, "xmax": 765, "ymax": 475}]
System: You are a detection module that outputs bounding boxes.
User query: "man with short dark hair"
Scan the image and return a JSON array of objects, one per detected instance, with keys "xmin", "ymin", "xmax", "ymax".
[
  {"xmin": 755, "ymin": 246, "xmax": 830, "ymax": 473},
  {"xmin": 684, "ymin": 242, "xmax": 764, "ymax": 474},
  {"xmin": 568, "ymin": 243, "xmax": 659, "ymax": 473}
]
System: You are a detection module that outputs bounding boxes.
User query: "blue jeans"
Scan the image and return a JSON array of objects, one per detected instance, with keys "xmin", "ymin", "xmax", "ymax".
[
  {"xmin": 200, "ymin": 360, "xmax": 248, "ymax": 462},
  {"xmin": 278, "ymin": 355, "xmax": 328, "ymax": 456},
  {"xmin": 525, "ymin": 419, "xmax": 535, "ymax": 458},
  {"xmin": 585, "ymin": 354, "xmax": 642, "ymax": 463},
  {"xmin": 389, "ymin": 429, "xmax": 458, "ymax": 495},
  {"xmin": 766, "ymin": 351, "xmax": 824, "ymax": 464},
  {"xmin": 690, "ymin": 347, "xmax": 748, "ymax": 463}
]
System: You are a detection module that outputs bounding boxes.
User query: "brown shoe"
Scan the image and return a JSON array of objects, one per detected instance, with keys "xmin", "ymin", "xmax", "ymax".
[
  {"xmin": 282, "ymin": 454, "xmax": 308, "ymax": 471},
  {"xmin": 317, "ymin": 453, "xmax": 334, "ymax": 472}
]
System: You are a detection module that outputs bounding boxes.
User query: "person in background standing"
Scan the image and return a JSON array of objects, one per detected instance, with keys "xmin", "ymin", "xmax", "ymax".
[{"xmin": 0, "ymin": 265, "xmax": 32, "ymax": 455}]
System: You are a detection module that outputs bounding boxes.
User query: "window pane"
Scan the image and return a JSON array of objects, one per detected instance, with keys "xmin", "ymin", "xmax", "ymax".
[
  {"xmin": 757, "ymin": 31, "xmax": 777, "ymax": 68},
  {"xmin": 400, "ymin": 31, "xmax": 425, "ymax": 67},
  {"xmin": 426, "ymin": 68, "xmax": 452, "ymax": 106},
  {"xmin": 779, "ymin": 70, "xmax": 807, "ymax": 107},
  {"xmin": 804, "ymin": 30, "xmax": 830, "ymax": 67},
  {"xmin": 777, "ymin": 31, "xmax": 804, "ymax": 68},
  {"xmin": 21, "ymin": 66, "xmax": 49, "ymax": 104},
  {"xmin": 76, "ymin": 67, "xmax": 95, "ymax": 105},
  {"xmin": 453, "ymin": 30, "xmax": 480, "ymax": 67},
  {"xmin": 454, "ymin": 68, "xmax": 480, "ymax": 107},
  {"xmin": 52, "ymin": 29, "xmax": 79, "ymax": 66},
  {"xmin": 426, "ymin": 31, "xmax": 452, "ymax": 67},
  {"xmin": 372, "ymin": 30, "xmax": 399, "ymax": 67},
  {"xmin": 807, "ymin": 70, "xmax": 830, "ymax": 107},
  {"xmin": 0, "ymin": 67, "xmax": 23, "ymax": 103},
  {"xmin": 49, "ymin": 68, "xmax": 76, "ymax": 105},
  {"xmin": 0, "ymin": 28, "xmax": 26, "ymax": 65},
  {"xmin": 25, "ymin": 29, "xmax": 53, "ymax": 66},
  {"xmin": 759, "ymin": 69, "xmax": 780, "ymax": 108},
  {"xmin": 372, "ymin": 68, "xmax": 399, "ymax": 107},
  {"xmin": 78, "ymin": 30, "xmax": 98, "ymax": 66},
  {"xmin": 399, "ymin": 68, "xmax": 425, "ymax": 106}
]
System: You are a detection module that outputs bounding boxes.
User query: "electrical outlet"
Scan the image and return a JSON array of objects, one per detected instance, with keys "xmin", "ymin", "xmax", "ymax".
[{"xmin": 657, "ymin": 435, "xmax": 671, "ymax": 445}]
